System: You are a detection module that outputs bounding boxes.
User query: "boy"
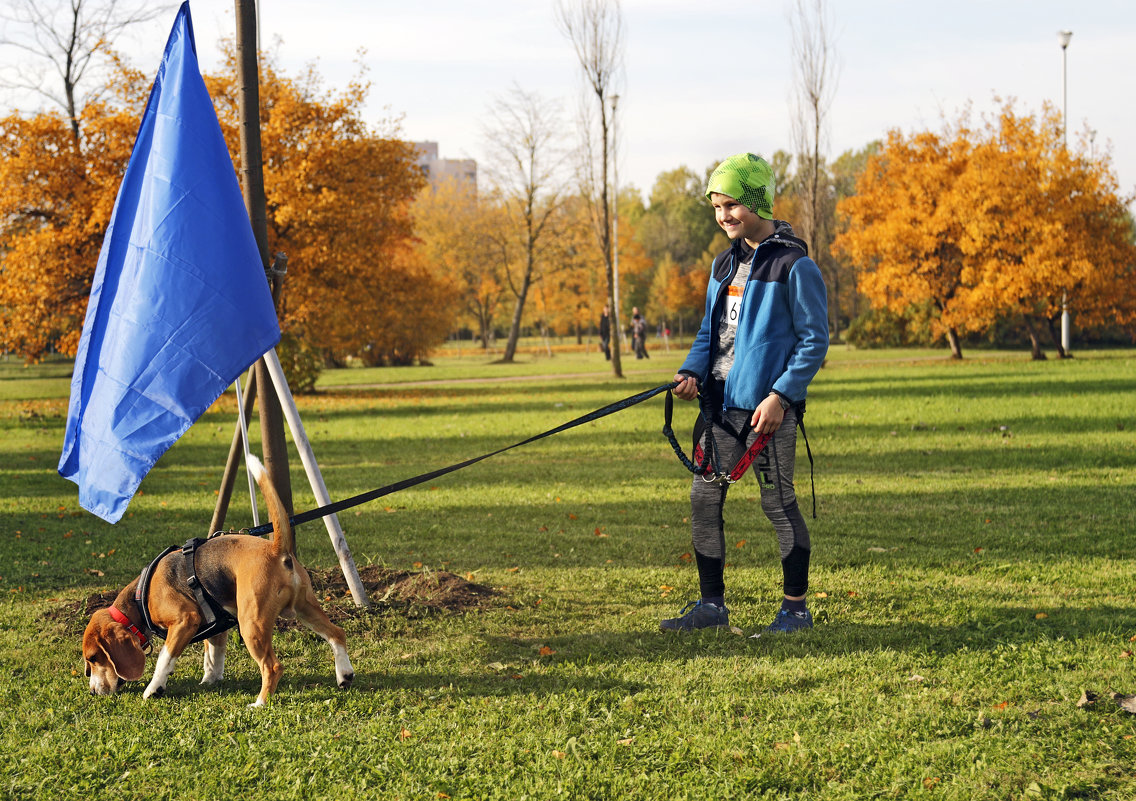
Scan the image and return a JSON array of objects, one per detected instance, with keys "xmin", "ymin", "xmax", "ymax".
[{"xmin": 663, "ymin": 153, "xmax": 828, "ymax": 634}]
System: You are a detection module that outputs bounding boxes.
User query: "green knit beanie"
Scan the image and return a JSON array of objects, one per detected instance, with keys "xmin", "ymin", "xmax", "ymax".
[{"xmin": 705, "ymin": 153, "xmax": 775, "ymax": 220}]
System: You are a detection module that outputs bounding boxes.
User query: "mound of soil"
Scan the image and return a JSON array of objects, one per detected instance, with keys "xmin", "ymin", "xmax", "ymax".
[{"xmin": 44, "ymin": 565, "xmax": 498, "ymax": 636}]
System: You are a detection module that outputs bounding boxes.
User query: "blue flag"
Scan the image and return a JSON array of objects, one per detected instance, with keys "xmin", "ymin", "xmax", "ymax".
[{"xmin": 58, "ymin": 2, "xmax": 280, "ymax": 523}]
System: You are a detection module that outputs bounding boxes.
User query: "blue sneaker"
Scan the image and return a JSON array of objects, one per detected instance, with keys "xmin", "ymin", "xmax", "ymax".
[
  {"xmin": 764, "ymin": 608, "xmax": 813, "ymax": 634},
  {"xmin": 660, "ymin": 600, "xmax": 730, "ymax": 632}
]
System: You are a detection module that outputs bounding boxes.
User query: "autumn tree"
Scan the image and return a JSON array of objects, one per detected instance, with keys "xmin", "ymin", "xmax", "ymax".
[
  {"xmin": 953, "ymin": 101, "xmax": 1136, "ymax": 358},
  {"xmin": 836, "ymin": 102, "xmax": 1135, "ymax": 359},
  {"xmin": 834, "ymin": 127, "xmax": 972, "ymax": 358},
  {"xmin": 0, "ymin": 52, "xmax": 450, "ymax": 367},
  {"xmin": 481, "ymin": 85, "xmax": 566, "ymax": 362},
  {"xmin": 206, "ymin": 55, "xmax": 447, "ymax": 366},
  {"xmin": 412, "ymin": 179, "xmax": 507, "ymax": 349},
  {"xmin": 635, "ymin": 167, "xmax": 720, "ymax": 338},
  {"xmin": 0, "ymin": 100, "xmax": 136, "ymax": 360}
]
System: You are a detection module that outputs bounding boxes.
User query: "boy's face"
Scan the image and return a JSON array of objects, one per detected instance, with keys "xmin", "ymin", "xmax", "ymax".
[{"xmin": 710, "ymin": 192, "xmax": 764, "ymax": 242}]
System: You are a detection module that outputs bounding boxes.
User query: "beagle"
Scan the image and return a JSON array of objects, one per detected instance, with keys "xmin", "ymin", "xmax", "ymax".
[{"xmin": 82, "ymin": 455, "xmax": 353, "ymax": 706}]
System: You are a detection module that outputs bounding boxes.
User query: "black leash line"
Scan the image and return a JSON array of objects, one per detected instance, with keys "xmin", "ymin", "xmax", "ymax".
[{"xmin": 245, "ymin": 381, "xmax": 680, "ymax": 536}]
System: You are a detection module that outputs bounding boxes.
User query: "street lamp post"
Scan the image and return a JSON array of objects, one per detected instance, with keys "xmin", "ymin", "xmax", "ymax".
[
  {"xmin": 610, "ymin": 93, "xmax": 621, "ymax": 349},
  {"xmin": 1059, "ymin": 30, "xmax": 1072, "ymax": 355}
]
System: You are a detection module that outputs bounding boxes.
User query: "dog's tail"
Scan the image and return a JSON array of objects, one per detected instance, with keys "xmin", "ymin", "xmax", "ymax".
[{"xmin": 246, "ymin": 454, "xmax": 296, "ymax": 556}]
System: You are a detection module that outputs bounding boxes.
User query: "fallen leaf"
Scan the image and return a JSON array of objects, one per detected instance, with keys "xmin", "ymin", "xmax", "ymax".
[
  {"xmin": 974, "ymin": 546, "xmax": 984, "ymax": 553},
  {"xmin": 399, "ymin": 727, "xmax": 412, "ymax": 741},
  {"xmin": 1034, "ymin": 613, "xmax": 1048, "ymax": 620},
  {"xmin": 995, "ymin": 701, "xmax": 1010, "ymax": 710},
  {"xmin": 594, "ymin": 528, "xmax": 608, "ymax": 538},
  {"xmin": 552, "ymin": 750, "xmax": 566, "ymax": 759},
  {"xmin": 679, "ymin": 552, "xmax": 693, "ymax": 563},
  {"xmin": 867, "ymin": 547, "xmax": 886, "ymax": 553},
  {"xmin": 538, "ymin": 646, "xmax": 556, "ymax": 657},
  {"xmin": 1122, "ymin": 651, "xmax": 1134, "ymax": 659},
  {"xmin": 487, "ymin": 662, "xmax": 505, "ymax": 672},
  {"xmin": 814, "ymin": 591, "xmax": 828, "ymax": 598},
  {"xmin": 568, "ymin": 513, "xmax": 577, "ymax": 520},
  {"xmin": 506, "ymin": 567, "xmax": 520, "ymax": 573},
  {"xmin": 846, "ymin": 590, "xmax": 858, "ymax": 597},
  {"xmin": 923, "ymin": 777, "xmax": 940, "ymax": 789},
  {"xmin": 735, "ymin": 539, "xmax": 746, "ymax": 548},
  {"xmin": 909, "ymin": 675, "xmax": 925, "ymax": 683},
  {"xmin": 617, "ymin": 737, "xmax": 634, "ymax": 746}
]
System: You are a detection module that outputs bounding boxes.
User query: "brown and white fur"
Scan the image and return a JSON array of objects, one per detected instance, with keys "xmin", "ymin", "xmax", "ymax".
[{"xmin": 82, "ymin": 455, "xmax": 353, "ymax": 706}]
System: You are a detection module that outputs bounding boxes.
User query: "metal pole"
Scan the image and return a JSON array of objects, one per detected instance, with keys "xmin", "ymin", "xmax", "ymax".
[
  {"xmin": 611, "ymin": 94, "xmax": 621, "ymax": 353},
  {"xmin": 262, "ymin": 349, "xmax": 370, "ymax": 608},
  {"xmin": 1059, "ymin": 31, "xmax": 1072, "ymax": 355}
]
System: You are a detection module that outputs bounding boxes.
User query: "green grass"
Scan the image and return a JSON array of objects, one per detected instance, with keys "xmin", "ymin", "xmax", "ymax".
[{"xmin": 1, "ymin": 346, "xmax": 1134, "ymax": 800}]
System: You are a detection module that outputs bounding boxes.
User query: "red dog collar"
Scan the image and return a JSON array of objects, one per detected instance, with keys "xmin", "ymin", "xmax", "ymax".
[{"xmin": 108, "ymin": 606, "xmax": 150, "ymax": 648}]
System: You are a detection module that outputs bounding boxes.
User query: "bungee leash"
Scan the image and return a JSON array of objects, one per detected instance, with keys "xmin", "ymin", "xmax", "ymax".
[{"xmin": 245, "ymin": 381, "xmax": 681, "ymax": 536}]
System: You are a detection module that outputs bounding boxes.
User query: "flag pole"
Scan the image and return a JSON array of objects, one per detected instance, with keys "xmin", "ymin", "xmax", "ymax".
[
  {"xmin": 229, "ymin": 0, "xmax": 368, "ymax": 608},
  {"xmin": 234, "ymin": 0, "xmax": 292, "ymax": 509}
]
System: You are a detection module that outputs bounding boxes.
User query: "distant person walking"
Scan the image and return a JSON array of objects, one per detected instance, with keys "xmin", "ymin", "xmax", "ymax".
[
  {"xmin": 631, "ymin": 306, "xmax": 649, "ymax": 359},
  {"xmin": 599, "ymin": 305, "xmax": 611, "ymax": 360}
]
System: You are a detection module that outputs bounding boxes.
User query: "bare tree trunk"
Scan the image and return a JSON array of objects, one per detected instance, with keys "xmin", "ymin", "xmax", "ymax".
[
  {"xmin": 790, "ymin": 0, "xmax": 839, "ymax": 340},
  {"xmin": 556, "ymin": 0, "xmax": 625, "ymax": 379}
]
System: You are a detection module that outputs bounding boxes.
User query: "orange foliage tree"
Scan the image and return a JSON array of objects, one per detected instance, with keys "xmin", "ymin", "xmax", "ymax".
[
  {"xmin": 836, "ymin": 102, "xmax": 1135, "ymax": 358},
  {"xmin": 833, "ymin": 128, "xmax": 972, "ymax": 358},
  {"xmin": 0, "ymin": 100, "xmax": 137, "ymax": 360},
  {"xmin": 0, "ymin": 53, "xmax": 449, "ymax": 367},
  {"xmin": 207, "ymin": 55, "xmax": 450, "ymax": 366},
  {"xmin": 954, "ymin": 102, "xmax": 1135, "ymax": 358},
  {"xmin": 411, "ymin": 178, "xmax": 508, "ymax": 349}
]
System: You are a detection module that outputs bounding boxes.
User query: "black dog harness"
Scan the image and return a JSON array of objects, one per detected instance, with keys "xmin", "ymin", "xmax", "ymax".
[{"xmin": 133, "ymin": 537, "xmax": 239, "ymax": 644}]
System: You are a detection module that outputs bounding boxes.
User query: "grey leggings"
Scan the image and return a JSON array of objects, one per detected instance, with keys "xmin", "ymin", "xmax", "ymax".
[{"xmin": 690, "ymin": 406, "xmax": 811, "ymax": 599}]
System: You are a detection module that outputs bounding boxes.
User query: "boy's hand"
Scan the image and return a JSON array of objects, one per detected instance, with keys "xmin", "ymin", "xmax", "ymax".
[
  {"xmin": 751, "ymin": 394, "xmax": 785, "ymax": 434},
  {"xmin": 672, "ymin": 374, "xmax": 698, "ymax": 401}
]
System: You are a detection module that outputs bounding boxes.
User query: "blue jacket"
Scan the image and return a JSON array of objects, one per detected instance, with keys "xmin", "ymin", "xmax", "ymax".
[{"xmin": 679, "ymin": 221, "xmax": 828, "ymax": 411}]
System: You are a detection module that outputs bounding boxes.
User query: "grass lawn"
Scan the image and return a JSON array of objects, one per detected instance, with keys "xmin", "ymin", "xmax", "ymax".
[{"xmin": 1, "ymin": 345, "xmax": 1134, "ymax": 800}]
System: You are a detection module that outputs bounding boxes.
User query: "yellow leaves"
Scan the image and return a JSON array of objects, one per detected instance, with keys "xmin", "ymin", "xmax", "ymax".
[{"xmin": 835, "ymin": 98, "xmax": 1136, "ymax": 345}]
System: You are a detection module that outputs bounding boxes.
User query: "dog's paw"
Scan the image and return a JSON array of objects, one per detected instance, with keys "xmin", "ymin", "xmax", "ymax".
[
  {"xmin": 142, "ymin": 685, "xmax": 165, "ymax": 700},
  {"xmin": 338, "ymin": 672, "xmax": 354, "ymax": 690}
]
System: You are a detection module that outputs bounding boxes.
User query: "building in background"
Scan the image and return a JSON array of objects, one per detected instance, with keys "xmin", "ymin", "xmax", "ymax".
[{"xmin": 413, "ymin": 142, "xmax": 477, "ymax": 192}]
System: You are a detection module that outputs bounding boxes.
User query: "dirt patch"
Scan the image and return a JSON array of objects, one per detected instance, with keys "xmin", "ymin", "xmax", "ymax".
[{"xmin": 43, "ymin": 566, "xmax": 498, "ymax": 636}]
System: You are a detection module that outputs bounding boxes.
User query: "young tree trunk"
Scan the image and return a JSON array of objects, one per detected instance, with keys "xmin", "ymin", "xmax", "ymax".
[
  {"xmin": 1024, "ymin": 318, "xmax": 1047, "ymax": 360},
  {"xmin": 946, "ymin": 327, "xmax": 964, "ymax": 359},
  {"xmin": 1046, "ymin": 316, "xmax": 1069, "ymax": 359}
]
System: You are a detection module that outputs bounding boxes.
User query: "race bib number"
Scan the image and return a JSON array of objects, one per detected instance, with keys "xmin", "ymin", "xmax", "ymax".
[{"xmin": 725, "ymin": 284, "xmax": 744, "ymax": 327}]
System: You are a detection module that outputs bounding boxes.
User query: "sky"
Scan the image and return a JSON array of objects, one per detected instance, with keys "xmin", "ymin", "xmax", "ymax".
[{"xmin": 28, "ymin": 0, "xmax": 1136, "ymax": 204}]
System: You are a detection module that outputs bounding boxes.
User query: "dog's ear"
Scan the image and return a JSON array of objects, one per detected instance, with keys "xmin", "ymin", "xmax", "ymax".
[{"xmin": 101, "ymin": 623, "xmax": 146, "ymax": 682}]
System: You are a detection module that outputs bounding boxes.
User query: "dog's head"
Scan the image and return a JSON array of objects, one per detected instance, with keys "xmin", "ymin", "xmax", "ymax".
[{"xmin": 82, "ymin": 609, "xmax": 145, "ymax": 695}]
